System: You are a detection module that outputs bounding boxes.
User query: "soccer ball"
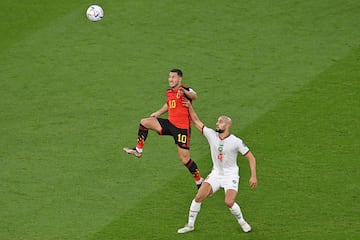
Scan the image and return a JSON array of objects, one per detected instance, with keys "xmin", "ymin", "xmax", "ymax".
[{"xmin": 86, "ymin": 5, "xmax": 104, "ymax": 22}]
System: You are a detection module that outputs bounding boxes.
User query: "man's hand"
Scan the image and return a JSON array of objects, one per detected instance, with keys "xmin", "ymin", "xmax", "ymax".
[
  {"xmin": 182, "ymin": 98, "xmax": 191, "ymax": 108},
  {"xmin": 179, "ymin": 87, "xmax": 198, "ymax": 100},
  {"xmin": 150, "ymin": 112, "xmax": 158, "ymax": 117},
  {"xmin": 249, "ymin": 176, "xmax": 258, "ymax": 189}
]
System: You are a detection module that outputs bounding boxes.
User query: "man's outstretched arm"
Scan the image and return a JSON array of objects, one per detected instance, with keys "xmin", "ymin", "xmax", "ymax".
[{"xmin": 183, "ymin": 100, "xmax": 204, "ymax": 132}]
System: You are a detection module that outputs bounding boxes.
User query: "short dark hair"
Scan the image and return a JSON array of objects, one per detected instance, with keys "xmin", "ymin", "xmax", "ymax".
[{"xmin": 170, "ymin": 69, "xmax": 183, "ymax": 77}]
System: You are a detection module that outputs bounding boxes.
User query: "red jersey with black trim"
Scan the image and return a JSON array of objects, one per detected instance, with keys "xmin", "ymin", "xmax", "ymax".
[{"xmin": 166, "ymin": 85, "xmax": 193, "ymax": 129}]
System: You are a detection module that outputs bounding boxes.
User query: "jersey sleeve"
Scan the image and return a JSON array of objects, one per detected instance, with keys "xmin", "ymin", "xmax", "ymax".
[
  {"xmin": 203, "ymin": 126, "xmax": 216, "ymax": 139},
  {"xmin": 238, "ymin": 138, "xmax": 250, "ymax": 156}
]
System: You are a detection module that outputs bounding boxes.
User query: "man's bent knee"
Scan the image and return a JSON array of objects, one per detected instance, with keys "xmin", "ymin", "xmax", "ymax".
[
  {"xmin": 140, "ymin": 118, "xmax": 161, "ymax": 131},
  {"xmin": 224, "ymin": 199, "xmax": 235, "ymax": 208},
  {"xmin": 194, "ymin": 183, "xmax": 212, "ymax": 202},
  {"xmin": 140, "ymin": 118, "xmax": 151, "ymax": 127}
]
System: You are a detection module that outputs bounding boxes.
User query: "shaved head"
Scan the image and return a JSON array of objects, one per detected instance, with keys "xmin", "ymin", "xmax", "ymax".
[{"xmin": 219, "ymin": 116, "xmax": 232, "ymax": 127}]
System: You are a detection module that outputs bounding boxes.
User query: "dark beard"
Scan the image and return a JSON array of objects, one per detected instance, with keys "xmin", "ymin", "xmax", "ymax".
[{"xmin": 216, "ymin": 129, "xmax": 224, "ymax": 133}]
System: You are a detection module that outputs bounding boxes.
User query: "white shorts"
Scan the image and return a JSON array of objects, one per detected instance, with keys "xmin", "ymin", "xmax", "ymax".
[{"xmin": 204, "ymin": 171, "xmax": 239, "ymax": 193}]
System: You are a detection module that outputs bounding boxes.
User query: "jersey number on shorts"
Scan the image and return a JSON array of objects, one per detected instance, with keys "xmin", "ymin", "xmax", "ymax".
[{"xmin": 177, "ymin": 134, "xmax": 187, "ymax": 143}]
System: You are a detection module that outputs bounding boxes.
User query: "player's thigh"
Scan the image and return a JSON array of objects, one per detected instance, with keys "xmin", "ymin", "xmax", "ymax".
[
  {"xmin": 224, "ymin": 189, "xmax": 238, "ymax": 207},
  {"xmin": 223, "ymin": 176, "xmax": 239, "ymax": 206},
  {"xmin": 194, "ymin": 182, "xmax": 213, "ymax": 202},
  {"xmin": 140, "ymin": 117, "xmax": 162, "ymax": 132}
]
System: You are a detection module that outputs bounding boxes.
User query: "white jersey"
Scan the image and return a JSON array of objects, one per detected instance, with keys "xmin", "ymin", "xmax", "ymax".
[{"xmin": 203, "ymin": 126, "xmax": 249, "ymax": 176}]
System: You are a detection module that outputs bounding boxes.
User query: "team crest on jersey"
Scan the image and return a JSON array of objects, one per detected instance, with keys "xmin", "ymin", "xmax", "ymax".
[{"xmin": 217, "ymin": 143, "xmax": 224, "ymax": 161}]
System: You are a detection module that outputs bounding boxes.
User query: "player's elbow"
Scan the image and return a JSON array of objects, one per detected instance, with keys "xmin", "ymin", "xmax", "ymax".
[{"xmin": 188, "ymin": 93, "xmax": 197, "ymax": 100}]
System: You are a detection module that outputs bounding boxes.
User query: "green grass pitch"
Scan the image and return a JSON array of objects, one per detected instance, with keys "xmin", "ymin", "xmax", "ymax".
[{"xmin": 1, "ymin": 0, "xmax": 359, "ymax": 239}]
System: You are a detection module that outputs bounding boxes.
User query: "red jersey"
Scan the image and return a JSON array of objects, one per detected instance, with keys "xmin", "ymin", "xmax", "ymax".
[{"xmin": 166, "ymin": 86, "xmax": 193, "ymax": 129}]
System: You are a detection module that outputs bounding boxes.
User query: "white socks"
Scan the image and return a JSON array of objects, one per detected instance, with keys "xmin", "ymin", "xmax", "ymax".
[
  {"xmin": 187, "ymin": 201, "xmax": 245, "ymax": 227},
  {"xmin": 188, "ymin": 199, "xmax": 201, "ymax": 226},
  {"xmin": 229, "ymin": 202, "xmax": 245, "ymax": 223}
]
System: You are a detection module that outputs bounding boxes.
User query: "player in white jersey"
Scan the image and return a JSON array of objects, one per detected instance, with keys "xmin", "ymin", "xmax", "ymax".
[{"xmin": 177, "ymin": 100, "xmax": 257, "ymax": 234}]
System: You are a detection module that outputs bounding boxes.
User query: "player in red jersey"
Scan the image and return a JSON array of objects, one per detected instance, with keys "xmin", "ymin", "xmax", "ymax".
[{"xmin": 123, "ymin": 69, "xmax": 203, "ymax": 188}]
